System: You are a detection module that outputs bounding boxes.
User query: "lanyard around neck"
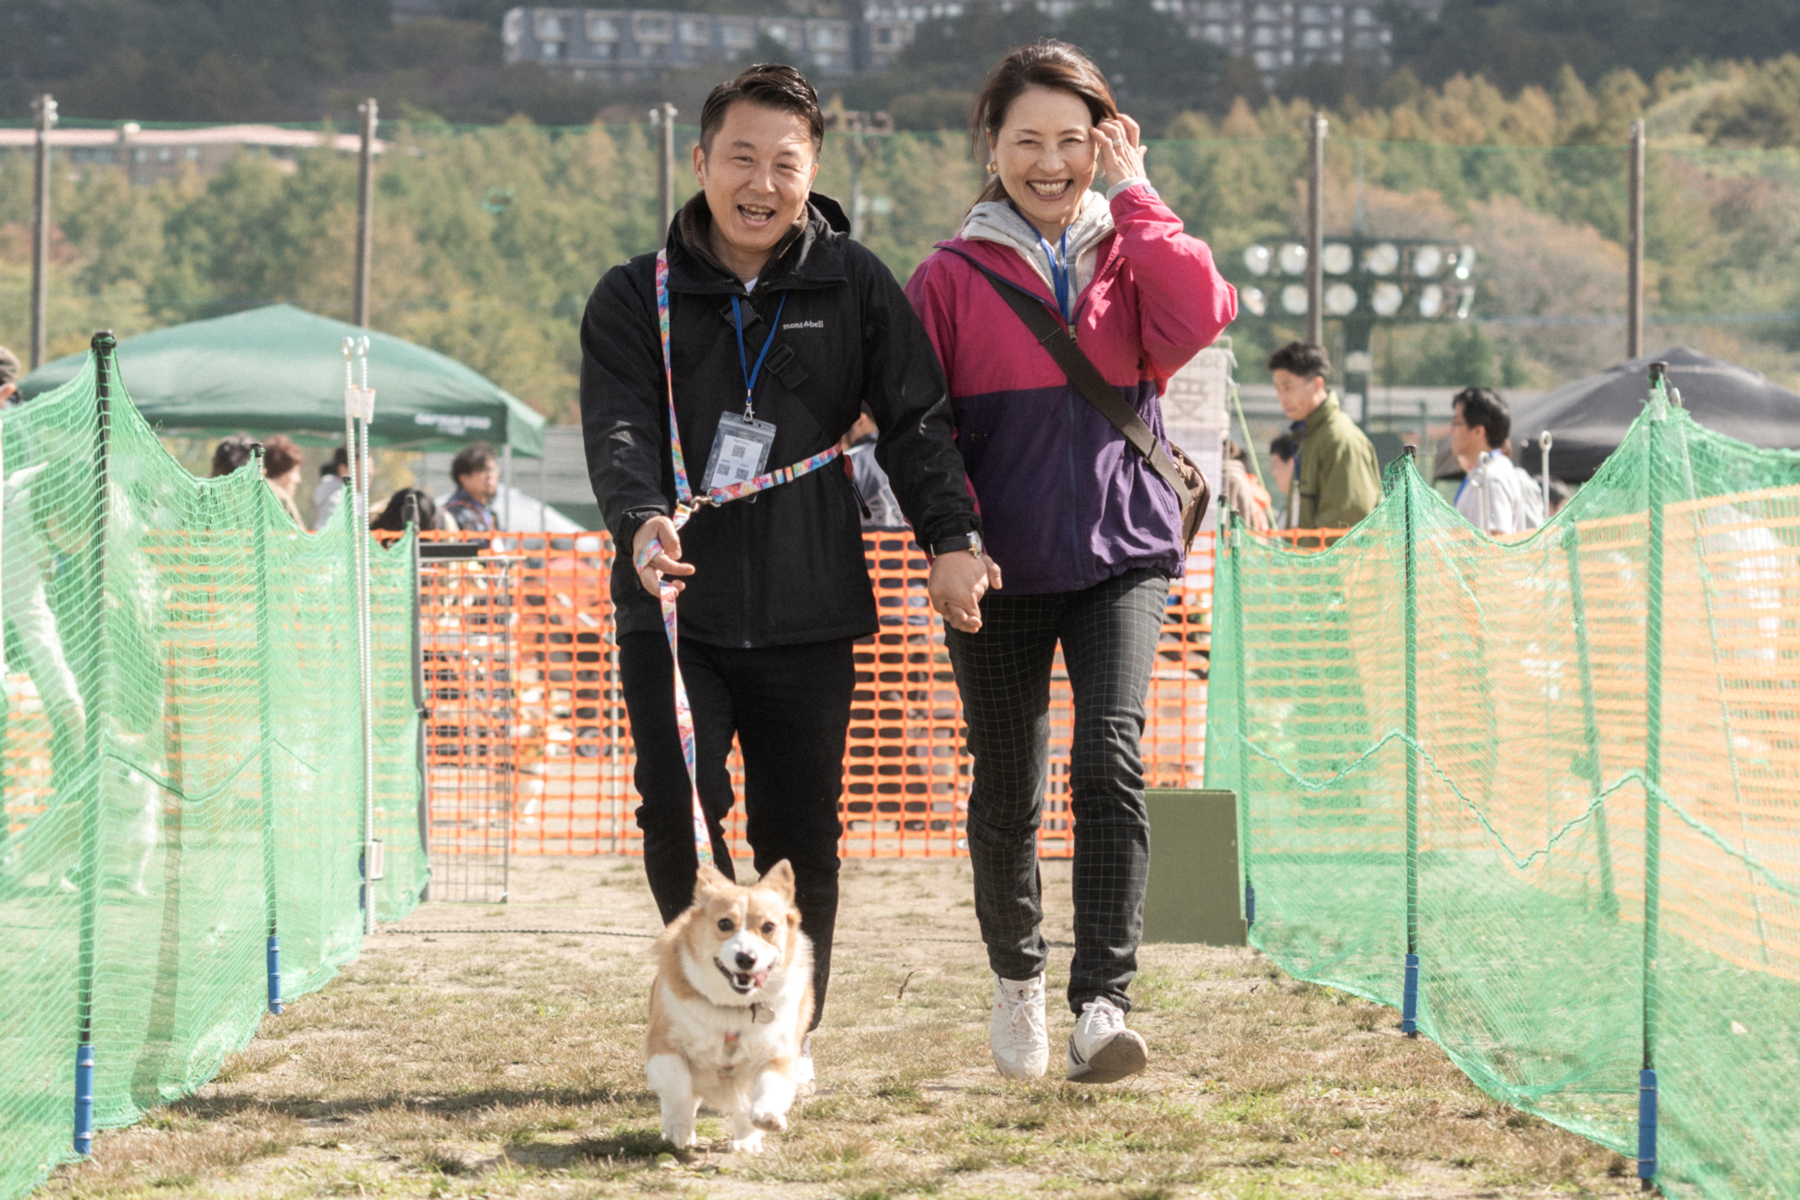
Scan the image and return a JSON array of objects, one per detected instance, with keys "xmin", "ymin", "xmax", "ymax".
[
  {"xmin": 1033, "ymin": 223, "xmax": 1073, "ymax": 323},
  {"xmin": 730, "ymin": 292, "xmax": 788, "ymax": 419}
]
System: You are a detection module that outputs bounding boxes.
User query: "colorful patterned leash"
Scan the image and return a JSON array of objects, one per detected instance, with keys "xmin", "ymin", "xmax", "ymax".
[{"xmin": 635, "ymin": 250, "xmax": 843, "ymax": 866}]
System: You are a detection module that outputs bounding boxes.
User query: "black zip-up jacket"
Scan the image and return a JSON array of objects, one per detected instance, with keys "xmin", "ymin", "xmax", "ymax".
[{"xmin": 580, "ymin": 192, "xmax": 980, "ymax": 648}]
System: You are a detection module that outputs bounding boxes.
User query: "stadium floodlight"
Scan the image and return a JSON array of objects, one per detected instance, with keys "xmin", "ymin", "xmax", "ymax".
[
  {"xmin": 1454, "ymin": 244, "xmax": 1476, "ymax": 281},
  {"xmin": 1371, "ymin": 281, "xmax": 1404, "ymax": 316},
  {"xmin": 1364, "ymin": 241, "xmax": 1400, "ymax": 275},
  {"xmin": 1419, "ymin": 284, "xmax": 1445, "ymax": 318},
  {"xmin": 1322, "ymin": 243, "xmax": 1353, "ymax": 275},
  {"xmin": 1413, "ymin": 245, "xmax": 1444, "ymax": 278},
  {"xmin": 1277, "ymin": 243, "xmax": 1308, "ymax": 276},
  {"xmin": 1243, "ymin": 244, "xmax": 1272, "ymax": 276},
  {"xmin": 1457, "ymin": 286, "xmax": 1476, "ymax": 320},
  {"xmin": 1243, "ymin": 286, "xmax": 1267, "ymax": 317},
  {"xmin": 1280, "ymin": 284, "xmax": 1309, "ymax": 315},
  {"xmin": 1324, "ymin": 282, "xmax": 1358, "ymax": 315}
]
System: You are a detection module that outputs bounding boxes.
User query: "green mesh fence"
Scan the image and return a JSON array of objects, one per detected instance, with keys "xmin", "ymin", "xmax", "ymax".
[
  {"xmin": 0, "ymin": 343, "xmax": 426, "ymax": 1200},
  {"xmin": 1208, "ymin": 374, "xmax": 1800, "ymax": 1197}
]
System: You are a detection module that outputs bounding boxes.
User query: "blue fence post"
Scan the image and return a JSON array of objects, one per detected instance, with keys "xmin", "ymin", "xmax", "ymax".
[
  {"xmin": 74, "ymin": 330, "xmax": 115, "ymax": 1155},
  {"xmin": 1401, "ymin": 447, "xmax": 1421, "ymax": 1037},
  {"xmin": 252, "ymin": 448, "xmax": 283, "ymax": 1015},
  {"xmin": 1638, "ymin": 363, "xmax": 1670, "ymax": 1189}
]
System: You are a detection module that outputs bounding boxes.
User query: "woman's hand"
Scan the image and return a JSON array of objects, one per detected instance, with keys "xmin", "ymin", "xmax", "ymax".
[
  {"xmin": 1095, "ymin": 115, "xmax": 1146, "ymax": 187},
  {"xmin": 632, "ymin": 514, "xmax": 696, "ymax": 597},
  {"xmin": 929, "ymin": 551, "xmax": 1003, "ymax": 633}
]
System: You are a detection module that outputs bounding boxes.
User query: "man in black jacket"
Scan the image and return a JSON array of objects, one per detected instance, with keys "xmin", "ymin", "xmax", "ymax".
[{"xmin": 580, "ymin": 65, "xmax": 994, "ymax": 1044}]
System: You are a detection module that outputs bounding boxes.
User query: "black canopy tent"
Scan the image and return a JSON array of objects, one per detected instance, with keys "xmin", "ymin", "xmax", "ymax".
[{"xmin": 1506, "ymin": 347, "xmax": 1800, "ymax": 484}]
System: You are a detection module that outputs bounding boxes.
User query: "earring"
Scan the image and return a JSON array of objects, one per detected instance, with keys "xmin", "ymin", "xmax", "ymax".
[{"xmin": 986, "ymin": 160, "xmax": 997, "ymax": 175}]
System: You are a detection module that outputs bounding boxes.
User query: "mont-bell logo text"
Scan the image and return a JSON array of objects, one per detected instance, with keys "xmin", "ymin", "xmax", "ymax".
[{"xmin": 782, "ymin": 320, "xmax": 825, "ymax": 330}]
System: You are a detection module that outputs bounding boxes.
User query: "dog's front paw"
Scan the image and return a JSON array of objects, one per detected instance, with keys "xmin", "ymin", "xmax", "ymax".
[
  {"xmin": 728, "ymin": 1129, "xmax": 765, "ymax": 1154},
  {"xmin": 661, "ymin": 1124, "xmax": 697, "ymax": 1150},
  {"xmin": 751, "ymin": 1107, "xmax": 788, "ymax": 1134}
]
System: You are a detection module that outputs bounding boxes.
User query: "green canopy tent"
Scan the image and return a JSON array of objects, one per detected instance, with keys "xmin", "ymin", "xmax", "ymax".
[{"xmin": 19, "ymin": 304, "xmax": 545, "ymax": 458}]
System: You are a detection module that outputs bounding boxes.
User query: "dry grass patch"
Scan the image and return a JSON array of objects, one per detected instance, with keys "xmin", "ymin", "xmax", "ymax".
[{"xmin": 38, "ymin": 855, "xmax": 1637, "ymax": 1199}]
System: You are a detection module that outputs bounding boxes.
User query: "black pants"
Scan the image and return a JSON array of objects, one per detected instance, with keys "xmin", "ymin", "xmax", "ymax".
[
  {"xmin": 618, "ymin": 630, "xmax": 854, "ymax": 1027},
  {"xmin": 946, "ymin": 568, "xmax": 1168, "ymax": 1014}
]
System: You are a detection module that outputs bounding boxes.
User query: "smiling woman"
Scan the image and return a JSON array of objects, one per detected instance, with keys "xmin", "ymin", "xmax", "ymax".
[{"xmin": 904, "ymin": 40, "xmax": 1237, "ymax": 1092}]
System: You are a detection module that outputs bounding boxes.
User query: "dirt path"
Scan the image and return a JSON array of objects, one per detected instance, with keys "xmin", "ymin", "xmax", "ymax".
[{"xmin": 42, "ymin": 855, "xmax": 1637, "ymax": 1199}]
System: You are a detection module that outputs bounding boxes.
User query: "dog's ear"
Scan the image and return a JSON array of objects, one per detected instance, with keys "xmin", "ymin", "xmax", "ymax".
[
  {"xmin": 757, "ymin": 860, "xmax": 796, "ymax": 901},
  {"xmin": 693, "ymin": 863, "xmax": 731, "ymax": 901}
]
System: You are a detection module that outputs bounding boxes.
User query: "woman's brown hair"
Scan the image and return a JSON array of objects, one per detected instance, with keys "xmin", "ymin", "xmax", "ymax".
[{"xmin": 969, "ymin": 41, "xmax": 1119, "ymax": 207}]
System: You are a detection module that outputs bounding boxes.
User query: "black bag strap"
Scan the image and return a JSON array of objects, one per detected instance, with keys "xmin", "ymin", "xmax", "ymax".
[{"xmin": 946, "ymin": 248, "xmax": 1193, "ymax": 503}]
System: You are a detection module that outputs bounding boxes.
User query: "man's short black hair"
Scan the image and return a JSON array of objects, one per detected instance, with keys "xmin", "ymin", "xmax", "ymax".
[
  {"xmin": 1269, "ymin": 433, "xmax": 1298, "ymax": 463},
  {"xmin": 1268, "ymin": 341, "xmax": 1330, "ymax": 380},
  {"xmin": 452, "ymin": 442, "xmax": 497, "ymax": 485},
  {"xmin": 699, "ymin": 63, "xmax": 825, "ymax": 156},
  {"xmin": 1452, "ymin": 386, "xmax": 1510, "ymax": 451}
]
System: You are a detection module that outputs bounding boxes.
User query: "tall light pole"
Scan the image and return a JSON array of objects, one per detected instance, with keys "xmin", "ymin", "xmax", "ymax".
[
  {"xmin": 1627, "ymin": 119, "xmax": 1645, "ymax": 361},
  {"xmin": 651, "ymin": 102, "xmax": 678, "ymax": 236},
  {"xmin": 354, "ymin": 99, "xmax": 378, "ymax": 328},
  {"xmin": 1306, "ymin": 112, "xmax": 1327, "ymax": 348},
  {"xmin": 31, "ymin": 94, "xmax": 58, "ymax": 369}
]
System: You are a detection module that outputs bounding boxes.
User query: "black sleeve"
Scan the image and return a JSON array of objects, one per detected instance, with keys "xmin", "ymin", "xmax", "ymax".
[
  {"xmin": 579, "ymin": 260, "xmax": 672, "ymax": 549},
  {"xmin": 851, "ymin": 245, "xmax": 980, "ymax": 550}
]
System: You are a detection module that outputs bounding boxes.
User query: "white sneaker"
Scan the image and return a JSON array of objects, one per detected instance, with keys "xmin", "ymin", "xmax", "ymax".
[
  {"xmin": 795, "ymin": 1034, "xmax": 816, "ymax": 1098},
  {"xmin": 1066, "ymin": 997, "xmax": 1147, "ymax": 1084},
  {"xmin": 990, "ymin": 974, "xmax": 1049, "ymax": 1080}
]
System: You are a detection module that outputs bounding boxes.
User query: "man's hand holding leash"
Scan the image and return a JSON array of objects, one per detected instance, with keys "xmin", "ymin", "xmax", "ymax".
[{"xmin": 633, "ymin": 514, "xmax": 696, "ymax": 596}]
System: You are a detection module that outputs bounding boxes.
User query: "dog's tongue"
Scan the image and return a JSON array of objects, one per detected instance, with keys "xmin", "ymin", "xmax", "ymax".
[{"xmin": 752, "ymin": 969, "xmax": 770, "ymax": 990}]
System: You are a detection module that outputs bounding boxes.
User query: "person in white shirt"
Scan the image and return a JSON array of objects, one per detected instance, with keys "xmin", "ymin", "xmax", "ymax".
[{"xmin": 1449, "ymin": 387, "xmax": 1543, "ymax": 535}]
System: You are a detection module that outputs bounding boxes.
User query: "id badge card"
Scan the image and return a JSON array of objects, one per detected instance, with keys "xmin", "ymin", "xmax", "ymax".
[{"xmin": 703, "ymin": 411, "xmax": 777, "ymax": 492}]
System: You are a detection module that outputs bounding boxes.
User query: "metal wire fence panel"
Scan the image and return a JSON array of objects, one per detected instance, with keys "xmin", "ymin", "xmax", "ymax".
[
  {"xmin": 1208, "ymin": 387, "xmax": 1800, "ymax": 1199},
  {"xmin": 0, "ymin": 348, "xmax": 426, "ymax": 1200},
  {"xmin": 418, "ymin": 531, "xmax": 1213, "ymax": 861}
]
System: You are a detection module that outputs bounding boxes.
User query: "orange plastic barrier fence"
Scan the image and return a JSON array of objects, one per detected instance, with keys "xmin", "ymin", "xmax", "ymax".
[{"xmin": 410, "ymin": 530, "xmax": 1216, "ymax": 860}]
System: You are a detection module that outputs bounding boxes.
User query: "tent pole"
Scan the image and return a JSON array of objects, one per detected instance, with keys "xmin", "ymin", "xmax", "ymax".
[
  {"xmin": 30, "ymin": 95, "xmax": 56, "ymax": 370},
  {"xmin": 355, "ymin": 100, "xmax": 378, "ymax": 329},
  {"xmin": 539, "ymin": 449, "xmax": 548, "ymax": 534},
  {"xmin": 1627, "ymin": 120, "xmax": 1645, "ymax": 361}
]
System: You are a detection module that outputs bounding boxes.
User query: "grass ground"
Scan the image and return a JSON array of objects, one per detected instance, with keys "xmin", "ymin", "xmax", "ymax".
[{"xmin": 39, "ymin": 856, "xmax": 1638, "ymax": 1199}]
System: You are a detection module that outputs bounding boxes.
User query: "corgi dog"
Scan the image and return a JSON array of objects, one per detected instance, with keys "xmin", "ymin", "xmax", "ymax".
[{"xmin": 644, "ymin": 861, "xmax": 814, "ymax": 1153}]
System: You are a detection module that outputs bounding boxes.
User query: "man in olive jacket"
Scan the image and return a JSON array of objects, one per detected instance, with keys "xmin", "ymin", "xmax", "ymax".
[
  {"xmin": 1269, "ymin": 342, "xmax": 1381, "ymax": 532},
  {"xmin": 579, "ymin": 65, "xmax": 993, "ymax": 1043}
]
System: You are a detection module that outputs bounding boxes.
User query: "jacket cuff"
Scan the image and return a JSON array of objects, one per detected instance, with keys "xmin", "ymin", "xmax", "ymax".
[
  {"xmin": 917, "ymin": 516, "xmax": 981, "ymax": 555},
  {"xmin": 1106, "ymin": 176, "xmax": 1155, "ymax": 201},
  {"xmin": 614, "ymin": 505, "xmax": 668, "ymax": 553}
]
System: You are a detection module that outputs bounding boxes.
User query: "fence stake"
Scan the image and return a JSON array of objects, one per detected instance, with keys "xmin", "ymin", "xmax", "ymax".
[
  {"xmin": 253, "ymin": 449, "xmax": 283, "ymax": 1013},
  {"xmin": 1401, "ymin": 447, "xmax": 1421, "ymax": 1036},
  {"xmin": 1638, "ymin": 361, "xmax": 1669, "ymax": 1188},
  {"xmin": 1561, "ymin": 522, "xmax": 1619, "ymax": 918},
  {"xmin": 1231, "ymin": 516, "xmax": 1253, "ymax": 927},
  {"xmin": 74, "ymin": 331, "xmax": 115, "ymax": 1154}
]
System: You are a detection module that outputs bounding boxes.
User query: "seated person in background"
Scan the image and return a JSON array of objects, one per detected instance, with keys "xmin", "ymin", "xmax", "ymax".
[
  {"xmin": 1219, "ymin": 440, "xmax": 1271, "ymax": 532},
  {"xmin": 443, "ymin": 442, "xmax": 500, "ymax": 533},
  {"xmin": 211, "ymin": 434, "xmax": 256, "ymax": 479},
  {"xmin": 312, "ymin": 447, "xmax": 351, "ymax": 531},
  {"xmin": 0, "ymin": 346, "xmax": 20, "ymax": 405},
  {"xmin": 1268, "ymin": 433, "xmax": 1297, "ymax": 529},
  {"xmin": 1270, "ymin": 342, "xmax": 1380, "ymax": 537},
  {"xmin": 1450, "ymin": 386, "xmax": 1543, "ymax": 536},
  {"xmin": 371, "ymin": 487, "xmax": 442, "ymax": 534},
  {"xmin": 262, "ymin": 435, "xmax": 305, "ymax": 527},
  {"xmin": 840, "ymin": 411, "xmax": 909, "ymax": 532}
]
